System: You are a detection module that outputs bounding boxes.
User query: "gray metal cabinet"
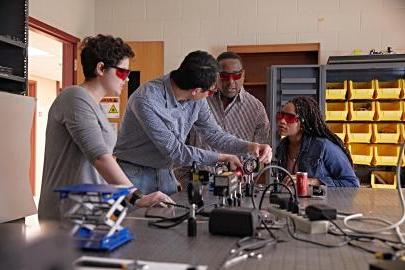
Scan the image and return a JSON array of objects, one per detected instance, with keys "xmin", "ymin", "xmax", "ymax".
[{"xmin": 267, "ymin": 65, "xmax": 324, "ymax": 148}]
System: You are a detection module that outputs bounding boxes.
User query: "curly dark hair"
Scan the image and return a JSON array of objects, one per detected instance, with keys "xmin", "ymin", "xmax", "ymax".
[
  {"xmin": 80, "ymin": 34, "xmax": 134, "ymax": 81},
  {"xmin": 289, "ymin": 96, "xmax": 353, "ymax": 166},
  {"xmin": 170, "ymin": 50, "xmax": 219, "ymax": 90}
]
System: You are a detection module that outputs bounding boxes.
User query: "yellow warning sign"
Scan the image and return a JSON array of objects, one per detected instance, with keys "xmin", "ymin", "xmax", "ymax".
[
  {"xmin": 108, "ymin": 104, "xmax": 118, "ymax": 114},
  {"xmin": 101, "ymin": 101, "xmax": 120, "ymax": 119}
]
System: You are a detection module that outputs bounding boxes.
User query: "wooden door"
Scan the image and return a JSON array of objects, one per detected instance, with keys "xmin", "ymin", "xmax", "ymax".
[
  {"xmin": 27, "ymin": 80, "xmax": 37, "ymax": 195},
  {"xmin": 76, "ymin": 41, "xmax": 164, "ymax": 127},
  {"xmin": 122, "ymin": 41, "xmax": 164, "ymax": 119}
]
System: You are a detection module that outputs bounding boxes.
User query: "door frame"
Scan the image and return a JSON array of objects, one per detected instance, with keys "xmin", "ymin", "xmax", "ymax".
[
  {"xmin": 27, "ymin": 80, "xmax": 37, "ymax": 195},
  {"xmin": 29, "ymin": 17, "xmax": 80, "ymax": 87},
  {"xmin": 27, "ymin": 18, "xmax": 79, "ymax": 195}
]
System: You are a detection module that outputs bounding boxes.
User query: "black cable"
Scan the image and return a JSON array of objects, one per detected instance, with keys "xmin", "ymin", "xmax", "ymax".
[
  {"xmin": 161, "ymin": 202, "xmax": 190, "ymax": 209},
  {"xmin": 328, "ymin": 216, "xmax": 405, "ymax": 252},
  {"xmin": 286, "ymin": 217, "xmax": 350, "ymax": 248},
  {"xmin": 329, "ymin": 229, "xmax": 405, "ymax": 253},
  {"xmin": 251, "ymin": 164, "xmax": 298, "ymax": 208},
  {"xmin": 348, "ymin": 241, "xmax": 384, "ymax": 254},
  {"xmin": 148, "ymin": 213, "xmax": 189, "ymax": 229},
  {"xmin": 145, "ymin": 202, "xmax": 214, "ymax": 229},
  {"xmin": 144, "ymin": 202, "xmax": 191, "ymax": 229},
  {"xmin": 144, "ymin": 202, "xmax": 189, "ymax": 219},
  {"xmin": 328, "ymin": 228, "xmax": 405, "ymax": 245},
  {"xmin": 328, "ymin": 219, "xmax": 349, "ymax": 237},
  {"xmin": 250, "ymin": 164, "xmax": 298, "ymax": 209},
  {"xmin": 258, "ymin": 182, "xmax": 294, "ymax": 210},
  {"xmin": 236, "ymin": 236, "xmax": 273, "ymax": 251},
  {"xmin": 319, "ymin": 216, "xmax": 405, "ymax": 254},
  {"xmin": 260, "ymin": 219, "xmax": 278, "ymax": 240},
  {"xmin": 327, "ymin": 219, "xmax": 379, "ymax": 252},
  {"xmin": 195, "ymin": 203, "xmax": 218, "ymax": 218}
]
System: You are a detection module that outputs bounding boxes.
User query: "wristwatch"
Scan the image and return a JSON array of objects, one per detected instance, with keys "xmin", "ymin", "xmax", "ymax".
[{"xmin": 129, "ymin": 189, "xmax": 144, "ymax": 205}]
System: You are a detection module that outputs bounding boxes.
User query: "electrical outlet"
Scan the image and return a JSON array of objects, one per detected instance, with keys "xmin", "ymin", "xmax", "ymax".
[{"xmin": 267, "ymin": 204, "xmax": 329, "ymax": 234}]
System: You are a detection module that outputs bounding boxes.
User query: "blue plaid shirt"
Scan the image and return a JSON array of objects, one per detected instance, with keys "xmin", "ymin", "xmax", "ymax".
[{"xmin": 114, "ymin": 74, "xmax": 250, "ymax": 169}]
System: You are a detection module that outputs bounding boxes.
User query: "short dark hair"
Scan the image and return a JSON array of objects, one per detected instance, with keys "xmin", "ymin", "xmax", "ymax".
[
  {"xmin": 80, "ymin": 34, "xmax": 134, "ymax": 81},
  {"xmin": 170, "ymin": 50, "xmax": 219, "ymax": 90},
  {"xmin": 216, "ymin": 51, "xmax": 243, "ymax": 66}
]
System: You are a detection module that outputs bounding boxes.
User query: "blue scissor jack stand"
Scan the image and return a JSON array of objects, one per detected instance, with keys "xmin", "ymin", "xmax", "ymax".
[{"xmin": 55, "ymin": 184, "xmax": 134, "ymax": 251}]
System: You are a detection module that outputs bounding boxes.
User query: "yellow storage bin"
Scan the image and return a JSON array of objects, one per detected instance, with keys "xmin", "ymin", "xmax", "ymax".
[
  {"xmin": 349, "ymin": 101, "xmax": 375, "ymax": 121},
  {"xmin": 373, "ymin": 144, "xmax": 401, "ymax": 166},
  {"xmin": 327, "ymin": 123, "xmax": 346, "ymax": 142},
  {"xmin": 402, "ymin": 79, "xmax": 405, "ymax": 98},
  {"xmin": 326, "ymin": 81, "xmax": 347, "ymax": 100},
  {"xmin": 325, "ymin": 102, "xmax": 348, "ymax": 121},
  {"xmin": 375, "ymin": 101, "xmax": 402, "ymax": 121},
  {"xmin": 348, "ymin": 143, "xmax": 373, "ymax": 165},
  {"xmin": 348, "ymin": 80, "xmax": 375, "ymax": 100},
  {"xmin": 347, "ymin": 123, "xmax": 372, "ymax": 143},
  {"xmin": 372, "ymin": 123, "xmax": 401, "ymax": 143},
  {"xmin": 401, "ymin": 124, "xmax": 405, "ymax": 143},
  {"xmin": 371, "ymin": 171, "xmax": 397, "ymax": 189},
  {"xmin": 375, "ymin": 80, "xmax": 402, "ymax": 99},
  {"xmin": 401, "ymin": 124, "xmax": 405, "ymax": 167},
  {"xmin": 403, "ymin": 101, "xmax": 405, "ymax": 120}
]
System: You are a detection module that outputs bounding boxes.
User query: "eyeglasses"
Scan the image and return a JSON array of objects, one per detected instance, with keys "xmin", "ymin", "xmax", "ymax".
[
  {"xmin": 107, "ymin": 66, "xmax": 131, "ymax": 81},
  {"xmin": 219, "ymin": 70, "xmax": 243, "ymax": 81},
  {"xmin": 276, "ymin": 111, "xmax": 300, "ymax": 124}
]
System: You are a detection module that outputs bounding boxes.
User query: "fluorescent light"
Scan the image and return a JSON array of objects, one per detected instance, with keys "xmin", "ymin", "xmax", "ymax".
[{"xmin": 28, "ymin": 47, "xmax": 52, "ymax": 57}]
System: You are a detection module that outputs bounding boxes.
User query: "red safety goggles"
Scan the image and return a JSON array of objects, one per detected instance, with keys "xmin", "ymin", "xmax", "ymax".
[
  {"xmin": 108, "ymin": 66, "xmax": 131, "ymax": 81},
  {"xmin": 219, "ymin": 70, "xmax": 243, "ymax": 81},
  {"xmin": 276, "ymin": 111, "xmax": 300, "ymax": 124},
  {"xmin": 204, "ymin": 84, "xmax": 218, "ymax": 96},
  {"xmin": 207, "ymin": 90, "xmax": 216, "ymax": 96}
]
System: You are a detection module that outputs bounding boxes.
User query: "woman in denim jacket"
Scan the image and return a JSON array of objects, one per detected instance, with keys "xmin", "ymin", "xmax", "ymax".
[{"xmin": 275, "ymin": 96, "xmax": 359, "ymax": 187}]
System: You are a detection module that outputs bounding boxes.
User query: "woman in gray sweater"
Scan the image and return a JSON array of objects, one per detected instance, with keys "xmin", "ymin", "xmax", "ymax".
[{"xmin": 38, "ymin": 34, "xmax": 173, "ymax": 220}]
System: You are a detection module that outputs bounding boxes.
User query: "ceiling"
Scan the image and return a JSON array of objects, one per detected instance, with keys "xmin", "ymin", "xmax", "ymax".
[{"xmin": 28, "ymin": 30, "xmax": 63, "ymax": 82}]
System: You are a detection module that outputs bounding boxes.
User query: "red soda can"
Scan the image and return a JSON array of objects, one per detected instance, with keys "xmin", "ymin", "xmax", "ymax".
[{"xmin": 296, "ymin": 172, "xmax": 308, "ymax": 197}]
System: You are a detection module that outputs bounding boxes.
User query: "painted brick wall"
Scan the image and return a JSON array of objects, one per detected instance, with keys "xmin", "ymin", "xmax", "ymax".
[
  {"xmin": 30, "ymin": 0, "xmax": 96, "ymax": 38},
  {"xmin": 94, "ymin": 0, "xmax": 405, "ymax": 72}
]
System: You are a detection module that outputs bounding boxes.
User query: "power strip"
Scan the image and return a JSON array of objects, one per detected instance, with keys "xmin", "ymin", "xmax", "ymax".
[{"xmin": 267, "ymin": 205, "xmax": 329, "ymax": 234}]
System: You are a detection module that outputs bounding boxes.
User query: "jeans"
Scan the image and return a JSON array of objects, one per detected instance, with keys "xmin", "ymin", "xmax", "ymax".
[{"xmin": 118, "ymin": 160, "xmax": 178, "ymax": 195}]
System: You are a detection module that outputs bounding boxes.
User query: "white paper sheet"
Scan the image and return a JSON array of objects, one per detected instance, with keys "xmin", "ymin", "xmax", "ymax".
[
  {"xmin": 137, "ymin": 260, "xmax": 207, "ymax": 270},
  {"xmin": 74, "ymin": 256, "xmax": 207, "ymax": 270},
  {"xmin": 0, "ymin": 91, "xmax": 37, "ymax": 222}
]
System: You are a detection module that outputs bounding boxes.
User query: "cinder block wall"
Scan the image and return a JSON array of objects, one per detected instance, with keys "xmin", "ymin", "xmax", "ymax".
[
  {"xmin": 30, "ymin": 0, "xmax": 96, "ymax": 38},
  {"xmin": 95, "ymin": 0, "xmax": 405, "ymax": 73}
]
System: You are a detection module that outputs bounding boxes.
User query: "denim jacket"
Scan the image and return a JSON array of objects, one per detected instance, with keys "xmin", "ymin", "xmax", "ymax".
[{"xmin": 275, "ymin": 135, "xmax": 359, "ymax": 187}]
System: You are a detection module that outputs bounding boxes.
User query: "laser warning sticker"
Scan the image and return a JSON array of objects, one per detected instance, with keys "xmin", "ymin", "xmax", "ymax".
[
  {"xmin": 101, "ymin": 97, "xmax": 120, "ymax": 118},
  {"xmin": 108, "ymin": 104, "xmax": 118, "ymax": 114}
]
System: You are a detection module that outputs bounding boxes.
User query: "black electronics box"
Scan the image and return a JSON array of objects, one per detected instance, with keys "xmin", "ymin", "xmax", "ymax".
[
  {"xmin": 209, "ymin": 207, "xmax": 259, "ymax": 237},
  {"xmin": 305, "ymin": 204, "xmax": 337, "ymax": 221}
]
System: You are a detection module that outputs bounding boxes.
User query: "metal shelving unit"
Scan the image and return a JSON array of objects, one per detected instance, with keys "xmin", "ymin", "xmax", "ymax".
[
  {"xmin": 267, "ymin": 65, "xmax": 324, "ymax": 148},
  {"xmin": 0, "ymin": 0, "xmax": 28, "ymax": 95},
  {"xmin": 267, "ymin": 56, "xmax": 405, "ymax": 187}
]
